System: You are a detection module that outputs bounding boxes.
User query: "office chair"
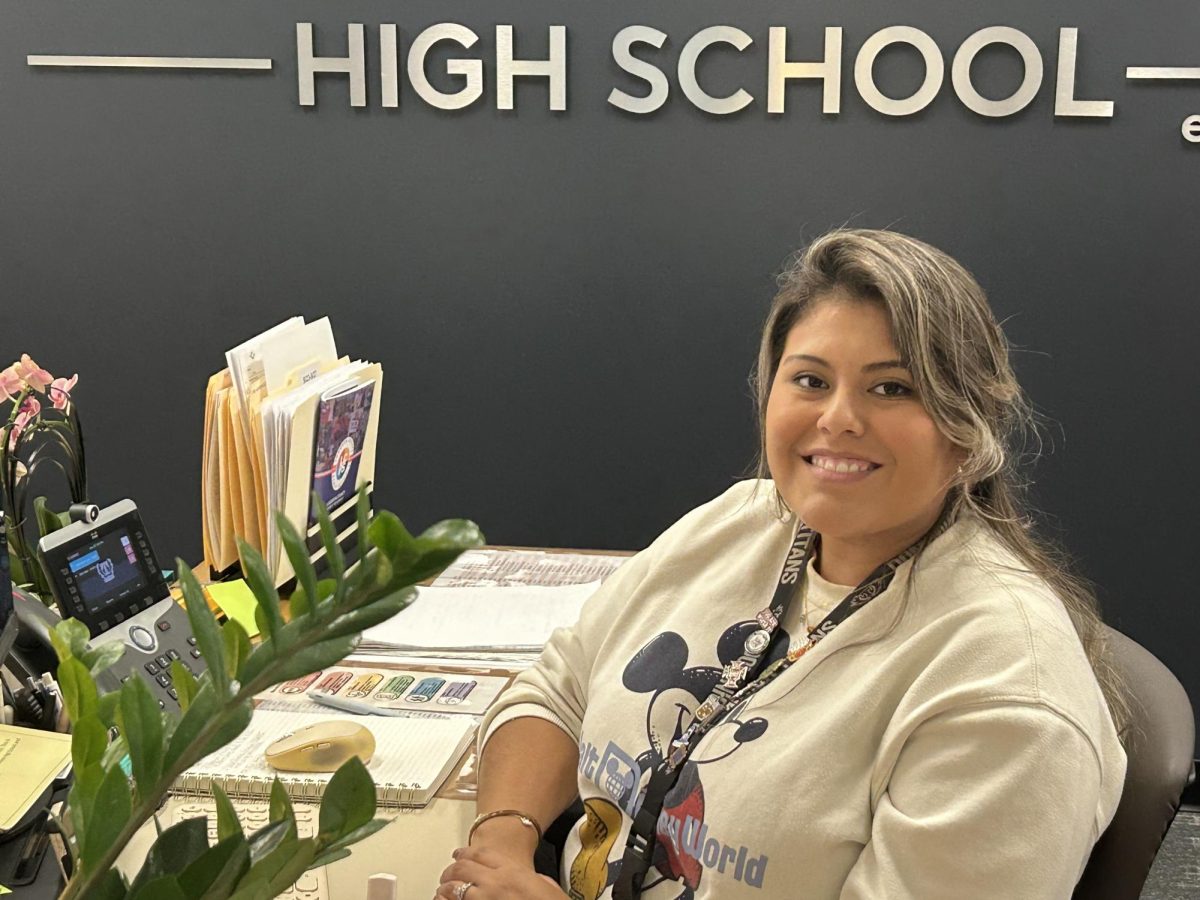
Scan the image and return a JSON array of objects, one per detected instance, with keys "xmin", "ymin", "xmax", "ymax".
[{"xmin": 1073, "ymin": 626, "xmax": 1196, "ymax": 900}]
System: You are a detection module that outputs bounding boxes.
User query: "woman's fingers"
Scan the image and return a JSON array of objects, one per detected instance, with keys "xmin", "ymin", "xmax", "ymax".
[
  {"xmin": 451, "ymin": 846, "xmax": 513, "ymax": 868},
  {"xmin": 438, "ymin": 857, "xmax": 493, "ymax": 888},
  {"xmin": 434, "ymin": 850, "xmax": 567, "ymax": 899}
]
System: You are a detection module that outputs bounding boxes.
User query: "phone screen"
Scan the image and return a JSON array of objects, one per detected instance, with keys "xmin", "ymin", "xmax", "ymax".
[{"xmin": 64, "ymin": 526, "xmax": 149, "ymax": 621}]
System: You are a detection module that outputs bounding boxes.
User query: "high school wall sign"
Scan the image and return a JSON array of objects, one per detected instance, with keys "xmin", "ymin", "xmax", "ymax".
[{"xmin": 26, "ymin": 22, "xmax": 1200, "ymax": 141}]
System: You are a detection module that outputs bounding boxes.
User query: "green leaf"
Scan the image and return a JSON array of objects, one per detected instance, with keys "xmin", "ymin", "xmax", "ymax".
[
  {"xmin": 118, "ymin": 677, "xmax": 164, "ymax": 804},
  {"xmin": 80, "ymin": 764, "xmax": 133, "ymax": 873},
  {"xmin": 366, "ymin": 511, "xmax": 413, "ymax": 561},
  {"xmin": 80, "ymin": 640, "xmax": 127, "ymax": 677},
  {"xmin": 314, "ymin": 817, "xmax": 390, "ymax": 858},
  {"xmin": 289, "ymin": 583, "xmax": 312, "ymax": 619},
  {"xmin": 313, "ymin": 493, "xmax": 346, "ymax": 585},
  {"xmin": 238, "ymin": 627, "xmax": 357, "ymax": 690},
  {"xmin": 163, "ymin": 687, "xmax": 252, "ymax": 771},
  {"xmin": 220, "ymin": 619, "xmax": 253, "ymax": 682},
  {"xmin": 246, "ymin": 818, "xmax": 293, "ymax": 866},
  {"xmin": 277, "ymin": 512, "xmax": 318, "ymax": 619},
  {"xmin": 400, "ymin": 519, "xmax": 485, "ymax": 585},
  {"xmin": 178, "ymin": 564, "xmax": 228, "ymax": 698},
  {"xmin": 72, "ymin": 716, "xmax": 109, "ymax": 772},
  {"xmin": 231, "ymin": 836, "xmax": 316, "ymax": 900},
  {"xmin": 418, "ymin": 517, "xmax": 486, "ymax": 549},
  {"xmin": 253, "ymin": 603, "xmax": 270, "ymax": 643},
  {"xmin": 9, "ymin": 552, "xmax": 27, "ymax": 588},
  {"xmin": 310, "ymin": 846, "xmax": 352, "ymax": 867},
  {"xmin": 211, "ymin": 784, "xmax": 244, "ymax": 843},
  {"xmin": 315, "ymin": 578, "xmax": 337, "ymax": 606},
  {"xmin": 99, "ymin": 732, "xmax": 130, "ymax": 771},
  {"xmin": 355, "ymin": 487, "xmax": 371, "ymax": 570},
  {"xmin": 87, "ymin": 866, "xmax": 131, "ymax": 900},
  {"xmin": 317, "ymin": 757, "xmax": 376, "ymax": 841},
  {"xmin": 68, "ymin": 761, "xmax": 104, "ymax": 842},
  {"xmin": 127, "ymin": 817, "xmax": 209, "ymax": 894},
  {"xmin": 184, "ymin": 833, "xmax": 251, "ymax": 900},
  {"xmin": 237, "ymin": 539, "xmax": 284, "ymax": 642},
  {"xmin": 371, "ymin": 552, "xmax": 394, "ymax": 590},
  {"xmin": 163, "ymin": 682, "xmax": 217, "ymax": 771},
  {"xmin": 96, "ymin": 690, "xmax": 122, "ymax": 727},
  {"xmin": 57, "ymin": 656, "xmax": 98, "ymax": 722},
  {"xmin": 127, "ymin": 875, "xmax": 186, "ymax": 900},
  {"xmin": 51, "ymin": 618, "xmax": 91, "ymax": 663},
  {"xmin": 268, "ymin": 778, "xmax": 295, "ymax": 827},
  {"xmin": 200, "ymin": 701, "xmax": 254, "ymax": 759},
  {"xmin": 259, "ymin": 636, "xmax": 358, "ymax": 688},
  {"xmin": 318, "ymin": 591, "xmax": 414, "ymax": 642},
  {"xmin": 170, "ymin": 659, "xmax": 199, "ymax": 712},
  {"xmin": 34, "ymin": 495, "xmax": 64, "ymax": 539}
]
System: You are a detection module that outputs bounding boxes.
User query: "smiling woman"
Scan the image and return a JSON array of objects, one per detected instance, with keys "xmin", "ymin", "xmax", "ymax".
[
  {"xmin": 438, "ymin": 229, "xmax": 1129, "ymax": 900},
  {"xmin": 753, "ymin": 230, "xmax": 1126, "ymax": 720},
  {"xmin": 764, "ymin": 298, "xmax": 965, "ymax": 586}
]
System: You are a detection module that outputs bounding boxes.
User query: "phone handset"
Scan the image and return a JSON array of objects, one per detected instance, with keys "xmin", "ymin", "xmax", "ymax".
[{"xmin": 8, "ymin": 588, "xmax": 64, "ymax": 684}]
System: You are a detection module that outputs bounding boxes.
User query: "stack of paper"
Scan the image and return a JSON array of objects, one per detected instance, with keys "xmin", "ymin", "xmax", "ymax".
[
  {"xmin": 0, "ymin": 724, "xmax": 72, "ymax": 832},
  {"xmin": 357, "ymin": 581, "xmax": 601, "ymax": 659},
  {"xmin": 201, "ymin": 317, "xmax": 383, "ymax": 585},
  {"xmin": 432, "ymin": 547, "xmax": 629, "ymax": 588}
]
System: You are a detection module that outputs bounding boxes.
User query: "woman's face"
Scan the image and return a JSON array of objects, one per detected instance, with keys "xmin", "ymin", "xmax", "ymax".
[{"xmin": 765, "ymin": 295, "xmax": 963, "ymax": 561}]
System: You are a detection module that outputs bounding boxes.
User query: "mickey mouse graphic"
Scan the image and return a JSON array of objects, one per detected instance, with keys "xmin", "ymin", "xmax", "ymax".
[{"xmin": 568, "ymin": 622, "xmax": 788, "ymax": 900}]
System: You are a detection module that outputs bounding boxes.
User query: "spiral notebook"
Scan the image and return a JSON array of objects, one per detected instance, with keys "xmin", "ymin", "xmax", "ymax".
[{"xmin": 172, "ymin": 707, "xmax": 476, "ymax": 808}]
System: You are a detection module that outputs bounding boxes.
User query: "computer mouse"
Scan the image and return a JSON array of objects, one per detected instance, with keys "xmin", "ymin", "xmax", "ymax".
[{"xmin": 263, "ymin": 720, "xmax": 376, "ymax": 773}]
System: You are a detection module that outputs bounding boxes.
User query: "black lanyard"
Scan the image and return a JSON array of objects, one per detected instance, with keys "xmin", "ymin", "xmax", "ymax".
[{"xmin": 612, "ymin": 516, "xmax": 947, "ymax": 900}]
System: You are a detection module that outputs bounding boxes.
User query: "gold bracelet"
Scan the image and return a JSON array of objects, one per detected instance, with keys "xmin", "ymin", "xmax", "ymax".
[{"xmin": 468, "ymin": 809, "xmax": 544, "ymax": 845}]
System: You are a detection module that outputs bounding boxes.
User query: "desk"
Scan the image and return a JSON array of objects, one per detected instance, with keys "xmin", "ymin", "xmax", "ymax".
[
  {"xmin": 127, "ymin": 546, "xmax": 631, "ymax": 897},
  {"xmin": 114, "ymin": 657, "xmax": 496, "ymax": 898},
  {"xmin": 117, "ymin": 794, "xmax": 475, "ymax": 896}
]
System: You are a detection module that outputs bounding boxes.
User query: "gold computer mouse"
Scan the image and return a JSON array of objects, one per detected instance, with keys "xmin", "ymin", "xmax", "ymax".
[{"xmin": 263, "ymin": 720, "xmax": 376, "ymax": 773}]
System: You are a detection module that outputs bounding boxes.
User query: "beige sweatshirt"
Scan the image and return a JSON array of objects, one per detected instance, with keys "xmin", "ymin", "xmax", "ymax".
[{"xmin": 482, "ymin": 480, "xmax": 1126, "ymax": 899}]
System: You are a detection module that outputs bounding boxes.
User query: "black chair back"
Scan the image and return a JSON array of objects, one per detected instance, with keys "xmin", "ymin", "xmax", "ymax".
[{"xmin": 1073, "ymin": 627, "xmax": 1195, "ymax": 899}]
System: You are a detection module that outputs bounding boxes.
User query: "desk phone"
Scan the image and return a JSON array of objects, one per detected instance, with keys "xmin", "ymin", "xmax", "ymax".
[{"xmin": 37, "ymin": 499, "xmax": 207, "ymax": 709}]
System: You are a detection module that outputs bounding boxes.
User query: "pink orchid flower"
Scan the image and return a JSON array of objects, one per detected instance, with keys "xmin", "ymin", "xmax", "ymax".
[
  {"xmin": 49, "ymin": 374, "xmax": 78, "ymax": 410},
  {"xmin": 15, "ymin": 354, "xmax": 53, "ymax": 393},
  {"xmin": 7, "ymin": 395, "xmax": 41, "ymax": 452},
  {"xmin": 0, "ymin": 365, "xmax": 22, "ymax": 401}
]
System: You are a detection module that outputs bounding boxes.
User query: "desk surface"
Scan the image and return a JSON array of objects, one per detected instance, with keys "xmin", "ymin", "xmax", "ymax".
[
  {"xmin": 118, "ymin": 795, "xmax": 475, "ymax": 897},
  {"xmin": 134, "ymin": 546, "xmax": 633, "ymax": 897}
]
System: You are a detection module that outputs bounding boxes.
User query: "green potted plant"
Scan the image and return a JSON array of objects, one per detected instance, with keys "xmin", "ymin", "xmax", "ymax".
[{"xmin": 50, "ymin": 489, "xmax": 483, "ymax": 899}]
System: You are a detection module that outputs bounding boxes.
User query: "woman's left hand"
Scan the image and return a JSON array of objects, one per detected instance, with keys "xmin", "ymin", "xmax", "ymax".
[{"xmin": 436, "ymin": 846, "xmax": 566, "ymax": 899}]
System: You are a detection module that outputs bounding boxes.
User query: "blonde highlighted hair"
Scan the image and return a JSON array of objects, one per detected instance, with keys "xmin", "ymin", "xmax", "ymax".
[{"xmin": 753, "ymin": 228, "xmax": 1128, "ymax": 738}]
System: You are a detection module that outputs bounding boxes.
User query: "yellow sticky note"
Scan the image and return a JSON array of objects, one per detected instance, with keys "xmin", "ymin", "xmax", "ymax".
[{"xmin": 206, "ymin": 579, "xmax": 262, "ymax": 638}]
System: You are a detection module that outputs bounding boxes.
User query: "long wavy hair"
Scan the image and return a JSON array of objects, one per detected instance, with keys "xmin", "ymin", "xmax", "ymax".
[{"xmin": 752, "ymin": 228, "xmax": 1129, "ymax": 738}]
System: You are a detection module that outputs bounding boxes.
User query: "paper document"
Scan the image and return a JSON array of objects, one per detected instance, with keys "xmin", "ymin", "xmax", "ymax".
[
  {"xmin": 359, "ymin": 581, "xmax": 600, "ymax": 652},
  {"xmin": 433, "ymin": 548, "xmax": 628, "ymax": 587},
  {"xmin": 0, "ymin": 724, "xmax": 72, "ymax": 831}
]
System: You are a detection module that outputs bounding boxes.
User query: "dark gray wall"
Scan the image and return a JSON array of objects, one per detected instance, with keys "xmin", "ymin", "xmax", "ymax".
[{"xmin": 3, "ymin": 1, "xmax": 1198, "ymax": 750}]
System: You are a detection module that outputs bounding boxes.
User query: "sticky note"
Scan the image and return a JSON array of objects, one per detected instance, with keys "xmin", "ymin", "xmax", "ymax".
[{"xmin": 206, "ymin": 579, "xmax": 262, "ymax": 638}]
